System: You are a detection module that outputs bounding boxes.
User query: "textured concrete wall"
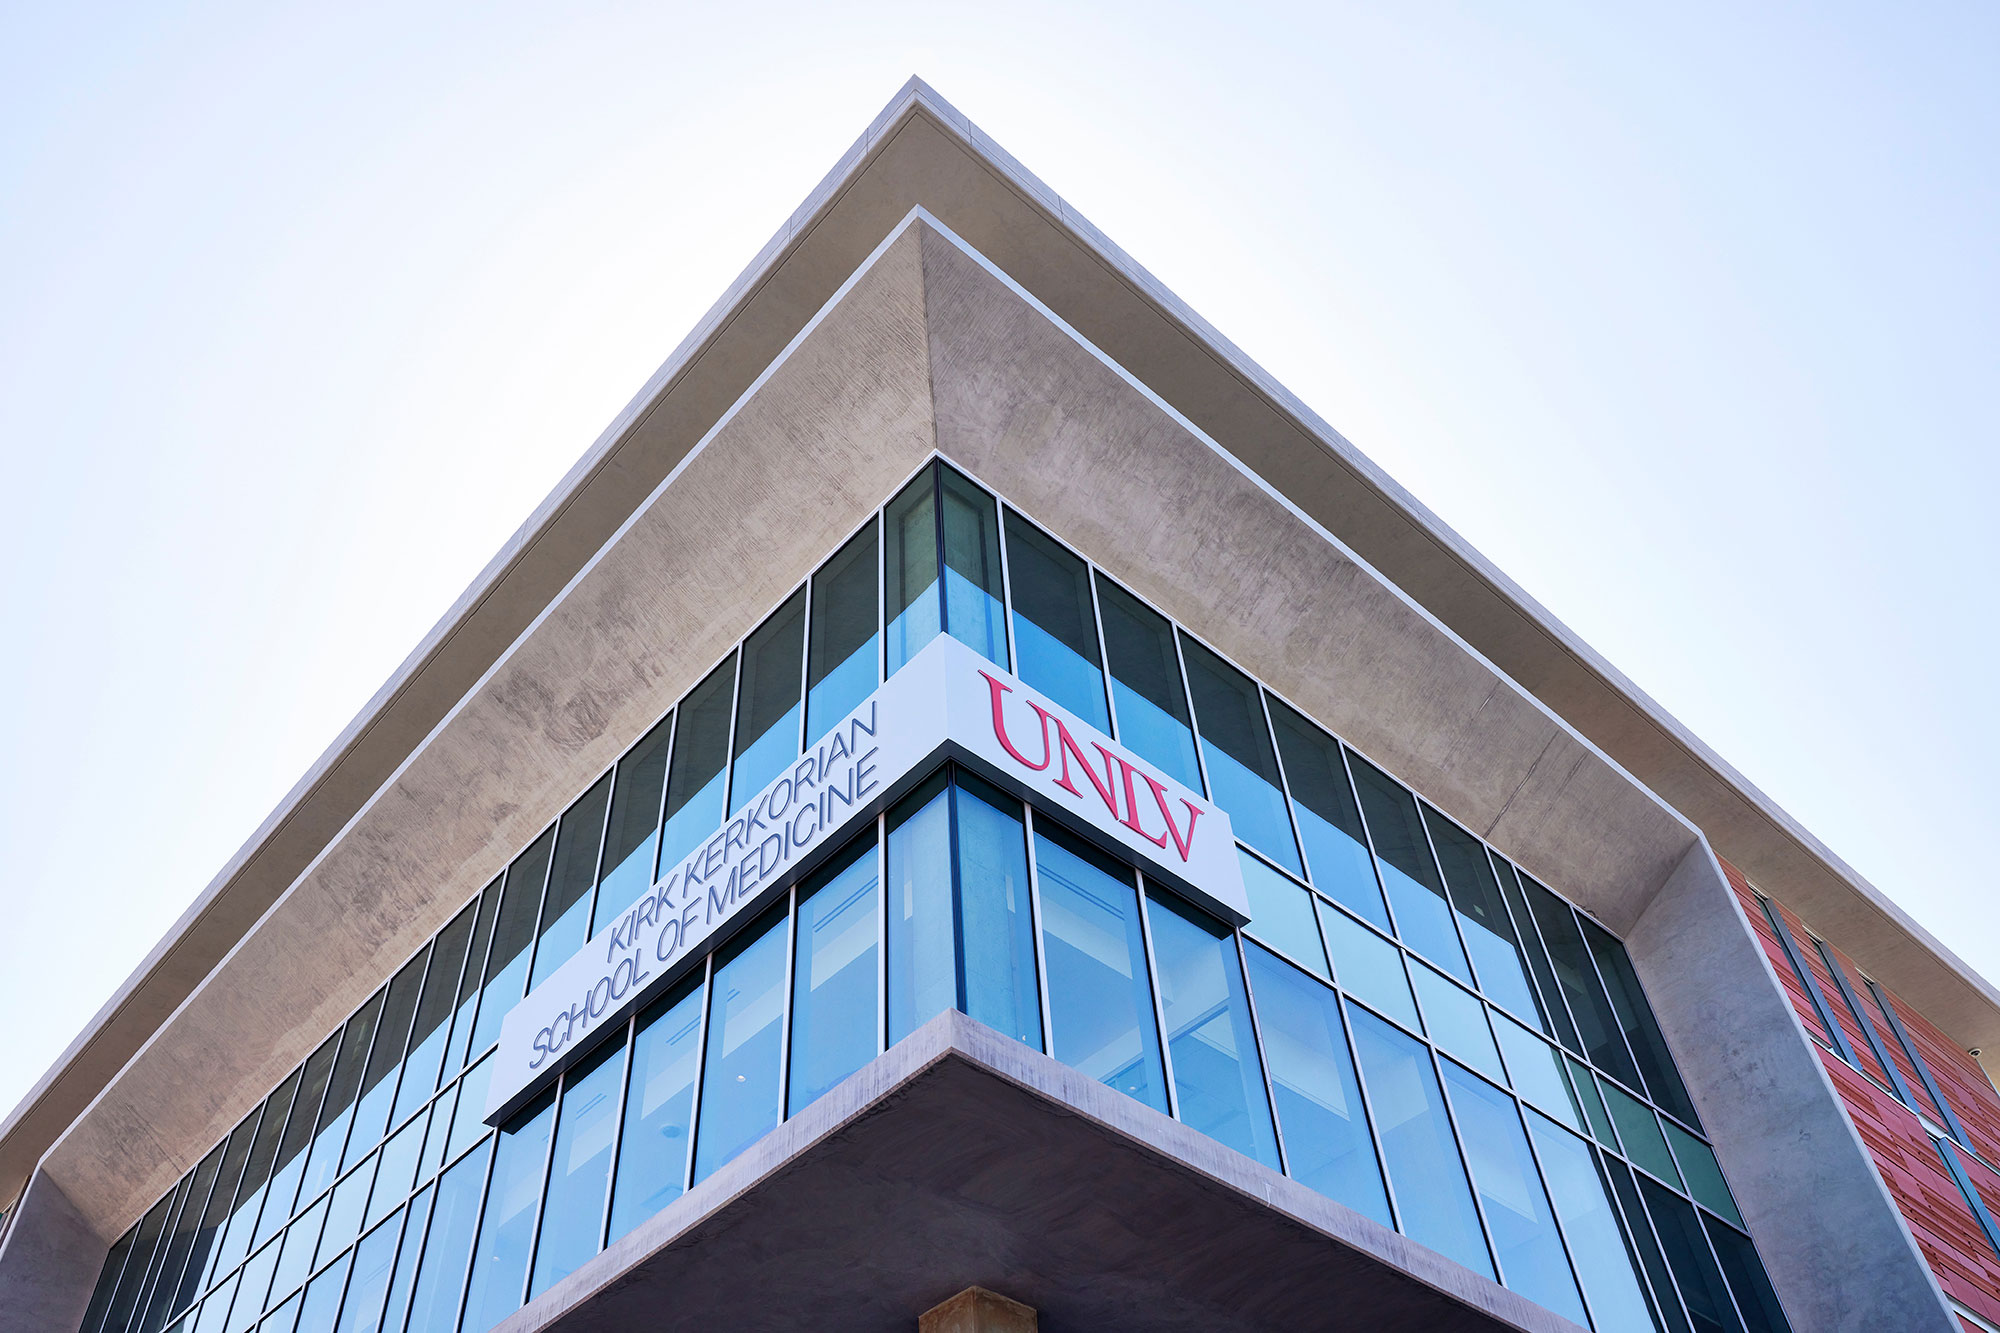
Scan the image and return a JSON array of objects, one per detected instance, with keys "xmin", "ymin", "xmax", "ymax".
[{"xmin": 0, "ymin": 1170, "xmax": 106, "ymax": 1333}]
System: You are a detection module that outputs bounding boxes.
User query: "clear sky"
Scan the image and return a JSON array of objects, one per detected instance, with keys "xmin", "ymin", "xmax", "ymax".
[{"xmin": 2, "ymin": 1, "xmax": 1995, "ymax": 1123}]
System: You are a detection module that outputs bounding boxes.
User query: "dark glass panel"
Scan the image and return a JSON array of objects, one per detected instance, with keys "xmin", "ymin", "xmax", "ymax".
[
  {"xmin": 181, "ymin": 1111, "xmax": 261, "ymax": 1306},
  {"xmin": 1607, "ymin": 1156, "xmax": 1697, "ymax": 1333},
  {"xmin": 103, "ymin": 1188, "xmax": 176, "ymax": 1333},
  {"xmin": 139, "ymin": 1143, "xmax": 225, "ymax": 1333},
  {"xmin": 1603, "ymin": 1082, "xmax": 1683, "ymax": 1187},
  {"xmin": 955, "ymin": 775, "xmax": 1041, "ymax": 1049},
  {"xmin": 1094, "ymin": 576, "xmax": 1202, "ymax": 792},
  {"xmin": 1179, "ymin": 636, "xmax": 1300, "ymax": 874},
  {"xmin": 528, "ymin": 772, "xmax": 614, "ymax": 990},
  {"xmin": 729, "ymin": 588, "xmax": 806, "ymax": 813},
  {"xmin": 1148, "ymin": 891, "xmax": 1279, "ymax": 1169},
  {"xmin": 1582, "ymin": 917, "xmax": 1700, "ymax": 1126},
  {"xmin": 1702, "ymin": 1218, "xmax": 1791, "ymax": 1333},
  {"xmin": 1267, "ymin": 700, "xmax": 1388, "ymax": 929},
  {"xmin": 788, "ymin": 833, "xmax": 881, "ymax": 1114},
  {"xmin": 1663, "ymin": 1122, "xmax": 1743, "ymax": 1230},
  {"xmin": 256, "ymin": 1040, "xmax": 339, "ymax": 1250},
  {"xmin": 469, "ymin": 830, "xmax": 556, "ymax": 1059},
  {"xmin": 886, "ymin": 772, "xmax": 953, "ymax": 1044},
  {"xmin": 353, "ymin": 949, "xmax": 429, "ymax": 1167},
  {"xmin": 1347, "ymin": 756, "xmax": 1470, "ymax": 981},
  {"xmin": 1421, "ymin": 809, "xmax": 1543, "ymax": 1025},
  {"xmin": 938, "ymin": 464, "xmax": 1005, "ymax": 666},
  {"xmin": 883, "ymin": 467, "xmax": 941, "ymax": 674},
  {"xmin": 1490, "ymin": 858, "xmax": 1583, "ymax": 1054},
  {"xmin": 1003, "ymin": 511, "xmax": 1108, "ymax": 730},
  {"xmin": 806, "ymin": 517, "xmax": 881, "ymax": 743},
  {"xmin": 445, "ymin": 879, "xmax": 502, "ymax": 1075},
  {"xmin": 213, "ymin": 1070, "xmax": 300, "ymax": 1278},
  {"xmin": 530, "ymin": 1036, "xmax": 626, "ymax": 1297},
  {"xmin": 1524, "ymin": 1113, "xmax": 1662, "ymax": 1333},
  {"xmin": 591, "ymin": 715, "xmax": 674, "ymax": 933},
  {"xmin": 391, "ymin": 905, "xmax": 474, "ymax": 1128},
  {"xmin": 80, "ymin": 1226, "xmax": 136, "ymax": 1333},
  {"xmin": 692, "ymin": 904, "xmax": 789, "ymax": 1183},
  {"xmin": 458, "ymin": 1093, "xmax": 555, "ymax": 1333},
  {"xmin": 1241, "ymin": 942, "xmax": 1391, "ymax": 1227},
  {"xmin": 658, "ymin": 656, "xmax": 735, "ymax": 879},
  {"xmin": 1518, "ymin": 875, "xmax": 1642, "ymax": 1088},
  {"xmin": 608, "ymin": 974, "xmax": 704, "ymax": 1241},
  {"xmin": 299, "ymin": 992, "xmax": 385, "ymax": 1206},
  {"xmin": 1639, "ymin": 1176, "xmax": 1742, "ymax": 1333}
]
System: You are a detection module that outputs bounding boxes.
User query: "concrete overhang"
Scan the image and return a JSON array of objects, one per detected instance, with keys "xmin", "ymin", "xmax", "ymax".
[
  {"xmin": 506, "ymin": 1009, "xmax": 1585, "ymax": 1333},
  {"xmin": 4, "ymin": 75, "xmax": 1988, "ymax": 1229}
]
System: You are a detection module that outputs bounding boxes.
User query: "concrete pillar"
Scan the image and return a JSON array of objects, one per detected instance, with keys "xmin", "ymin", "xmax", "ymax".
[
  {"xmin": 919, "ymin": 1286, "xmax": 1037, "ymax": 1333},
  {"xmin": 0, "ymin": 1168, "xmax": 108, "ymax": 1333}
]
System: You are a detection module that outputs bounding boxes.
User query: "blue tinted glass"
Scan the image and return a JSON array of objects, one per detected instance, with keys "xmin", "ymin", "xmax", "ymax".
[
  {"xmin": 266, "ymin": 1194, "xmax": 326, "ymax": 1313},
  {"xmin": 255, "ymin": 1044, "xmax": 337, "ymax": 1252},
  {"xmin": 317, "ymin": 1158, "xmax": 374, "ymax": 1268},
  {"xmin": 256, "ymin": 1292, "xmax": 297, "ymax": 1333},
  {"xmin": 528, "ymin": 774, "xmax": 613, "ymax": 991},
  {"xmin": 1035, "ymin": 824, "xmax": 1168, "ymax": 1112},
  {"xmin": 657, "ymin": 658, "xmax": 734, "ymax": 880},
  {"xmin": 1664, "ymin": 1122, "xmax": 1742, "ymax": 1229},
  {"xmin": 441, "ymin": 885, "xmax": 501, "ymax": 1084},
  {"xmin": 1440, "ymin": 1061, "xmax": 1587, "ymax": 1324},
  {"xmin": 366, "ymin": 1112, "xmax": 426, "ymax": 1233},
  {"xmin": 1603, "ymin": 1083, "xmax": 1683, "ymax": 1188},
  {"xmin": 1093, "ymin": 577, "xmax": 1202, "ymax": 792},
  {"xmin": 377, "ymin": 1186, "xmax": 430, "ymax": 1333},
  {"xmin": 1491, "ymin": 1014, "xmax": 1582, "ymax": 1132},
  {"xmin": 331, "ymin": 1214, "xmax": 400, "ymax": 1333},
  {"xmin": 1148, "ymin": 893, "xmax": 1279, "ymax": 1169},
  {"xmin": 192, "ymin": 1272, "xmax": 237, "ymax": 1333},
  {"xmin": 1004, "ymin": 512, "xmax": 1108, "ymax": 731},
  {"xmin": 230, "ymin": 1239, "xmax": 281, "ymax": 1333},
  {"xmin": 1179, "ymin": 637, "xmax": 1300, "ymax": 875},
  {"xmin": 468, "ymin": 831, "xmax": 554, "ymax": 1060},
  {"xmin": 884, "ymin": 470, "xmax": 941, "ymax": 674},
  {"xmin": 1421, "ymin": 813, "xmax": 1545, "ymax": 1026},
  {"xmin": 730, "ymin": 589, "xmax": 805, "ymax": 813},
  {"xmin": 939, "ymin": 466, "xmax": 1005, "ymax": 666},
  {"xmin": 1347, "ymin": 757, "xmax": 1471, "ymax": 982},
  {"xmin": 350, "ymin": 952, "xmax": 428, "ymax": 1172},
  {"xmin": 592, "ymin": 716, "xmax": 673, "ymax": 933},
  {"xmin": 290, "ymin": 1251, "xmax": 347, "ymax": 1333},
  {"xmin": 788, "ymin": 838, "xmax": 881, "ymax": 1114},
  {"xmin": 1409, "ymin": 964, "xmax": 1504, "ymax": 1083},
  {"xmin": 608, "ymin": 978, "xmax": 703, "ymax": 1242},
  {"xmin": 1347, "ymin": 1005, "xmax": 1492, "ymax": 1278},
  {"xmin": 806, "ymin": 519, "xmax": 880, "ymax": 745},
  {"xmin": 692, "ymin": 909, "xmax": 788, "ymax": 1183},
  {"xmin": 530, "ymin": 1038, "xmax": 625, "ymax": 1297},
  {"xmin": 1519, "ymin": 875, "xmax": 1643, "ymax": 1089},
  {"xmin": 1242, "ymin": 943, "xmax": 1392, "ymax": 1227},
  {"xmin": 1239, "ymin": 852, "xmax": 1328, "ymax": 980},
  {"xmin": 1317, "ymin": 900, "xmax": 1420, "ymax": 1033},
  {"xmin": 1524, "ymin": 1113, "xmax": 1659, "ymax": 1333},
  {"xmin": 887, "ymin": 778, "xmax": 954, "ymax": 1044},
  {"xmin": 1268, "ymin": 701, "xmax": 1390, "ymax": 931},
  {"xmin": 458, "ymin": 1094, "xmax": 555, "ymax": 1333},
  {"xmin": 445, "ymin": 1057, "xmax": 495, "ymax": 1168},
  {"xmin": 956, "ymin": 779, "xmax": 1041, "ymax": 1049}
]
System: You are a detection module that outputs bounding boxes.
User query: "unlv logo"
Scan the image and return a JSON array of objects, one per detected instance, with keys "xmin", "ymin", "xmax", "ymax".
[{"xmin": 979, "ymin": 670, "xmax": 1203, "ymax": 862}]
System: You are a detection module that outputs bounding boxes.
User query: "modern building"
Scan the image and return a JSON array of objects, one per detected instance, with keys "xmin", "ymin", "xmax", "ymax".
[{"xmin": 3, "ymin": 79, "xmax": 1997, "ymax": 1333}]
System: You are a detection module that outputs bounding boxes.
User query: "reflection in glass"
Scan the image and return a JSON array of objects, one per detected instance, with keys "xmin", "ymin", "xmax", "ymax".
[
  {"xmin": 1491, "ymin": 1013, "xmax": 1582, "ymax": 1132},
  {"xmin": 1568, "ymin": 1057, "xmax": 1621, "ymax": 1151},
  {"xmin": 103, "ymin": 1193, "xmax": 175, "ymax": 1333},
  {"xmin": 939, "ymin": 465, "xmax": 1006, "ymax": 666},
  {"xmin": 298, "ymin": 993, "xmax": 382, "ymax": 1209},
  {"xmin": 693, "ymin": 907, "xmax": 788, "ymax": 1183},
  {"xmin": 229, "ymin": 1238, "xmax": 278, "ymax": 1333},
  {"xmin": 349, "ymin": 951, "xmax": 425, "ymax": 1172},
  {"xmin": 253, "ymin": 1041, "xmax": 338, "ymax": 1252},
  {"xmin": 884, "ymin": 468, "xmax": 941, "ymax": 674},
  {"xmin": 730, "ymin": 589, "xmax": 806, "ymax": 811},
  {"xmin": 469, "ymin": 830, "xmax": 555, "ymax": 1059},
  {"xmin": 1094, "ymin": 577, "xmax": 1202, "ymax": 792},
  {"xmin": 1004, "ymin": 511, "xmax": 1108, "ymax": 729},
  {"xmin": 788, "ymin": 836, "xmax": 881, "ymax": 1114},
  {"xmin": 1585, "ymin": 917, "xmax": 1701, "ymax": 1127},
  {"xmin": 1347, "ymin": 1005, "xmax": 1492, "ymax": 1278},
  {"xmin": 592, "ymin": 715, "xmax": 674, "ymax": 933},
  {"xmin": 266, "ymin": 1192, "xmax": 325, "ymax": 1312},
  {"xmin": 141, "ymin": 1143, "xmax": 225, "ymax": 1333},
  {"xmin": 1639, "ymin": 1176, "xmax": 1740, "ymax": 1333},
  {"xmin": 807, "ymin": 517, "xmax": 880, "ymax": 743},
  {"xmin": 1663, "ymin": 1122, "xmax": 1742, "ymax": 1229},
  {"xmin": 1519, "ymin": 875, "xmax": 1642, "ymax": 1089},
  {"xmin": 1440, "ymin": 1062, "xmax": 1587, "ymax": 1325},
  {"xmin": 1268, "ymin": 701, "xmax": 1389, "ymax": 930},
  {"xmin": 331, "ymin": 1213, "xmax": 400, "ymax": 1333},
  {"xmin": 1606, "ymin": 1159, "xmax": 1695, "ymax": 1333},
  {"xmin": 531, "ymin": 1036, "xmax": 626, "ymax": 1296},
  {"xmin": 377, "ymin": 1186, "xmax": 431, "ymax": 1333},
  {"xmin": 1347, "ymin": 758, "xmax": 1470, "ymax": 982},
  {"xmin": 1422, "ymin": 810, "xmax": 1544, "ymax": 1025},
  {"xmin": 185, "ymin": 1111, "xmax": 261, "ymax": 1304},
  {"xmin": 1603, "ymin": 1082, "xmax": 1683, "ymax": 1188},
  {"xmin": 1148, "ymin": 891, "xmax": 1279, "ymax": 1169},
  {"xmin": 1179, "ymin": 637, "xmax": 1301, "ymax": 874},
  {"xmin": 609, "ymin": 976, "xmax": 705, "ymax": 1242},
  {"xmin": 445, "ymin": 1056, "xmax": 495, "ymax": 1167},
  {"xmin": 459, "ymin": 1093, "xmax": 555, "ymax": 1333},
  {"xmin": 1705, "ymin": 1216, "xmax": 1793, "ymax": 1333},
  {"xmin": 1239, "ymin": 852, "xmax": 1328, "ymax": 980},
  {"xmin": 290, "ymin": 1250, "xmax": 347, "ymax": 1333},
  {"xmin": 366, "ymin": 1112, "xmax": 425, "ymax": 1234},
  {"xmin": 318, "ymin": 1155, "xmax": 374, "ymax": 1266},
  {"xmin": 887, "ymin": 775, "xmax": 953, "ymax": 1044},
  {"xmin": 956, "ymin": 778, "xmax": 1041, "ymax": 1049},
  {"xmin": 1409, "ymin": 963, "xmax": 1504, "ymax": 1083},
  {"xmin": 1242, "ymin": 943, "xmax": 1391, "ymax": 1227},
  {"xmin": 1318, "ymin": 901, "xmax": 1419, "ymax": 1033},
  {"xmin": 658, "ymin": 657, "xmax": 735, "ymax": 880},
  {"xmin": 1036, "ymin": 823, "xmax": 1168, "ymax": 1112},
  {"xmin": 1525, "ymin": 1112, "xmax": 1661, "ymax": 1333},
  {"xmin": 1492, "ymin": 860, "xmax": 1583, "ymax": 1055},
  {"xmin": 445, "ymin": 881, "xmax": 502, "ymax": 1075},
  {"xmin": 529, "ymin": 772, "xmax": 613, "ymax": 990},
  {"xmin": 396, "ymin": 909, "xmax": 473, "ymax": 1128}
]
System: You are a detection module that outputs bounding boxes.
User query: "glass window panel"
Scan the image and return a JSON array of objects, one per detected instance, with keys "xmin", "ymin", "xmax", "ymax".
[
  {"xmin": 1238, "ymin": 852, "xmax": 1328, "ymax": 980},
  {"xmin": 215, "ymin": 1074, "xmax": 299, "ymax": 1279},
  {"xmin": 377, "ymin": 1185, "xmax": 431, "ymax": 1333},
  {"xmin": 530, "ymin": 1036, "xmax": 626, "ymax": 1297},
  {"xmin": 1093, "ymin": 577, "xmax": 1202, "ymax": 792},
  {"xmin": 1317, "ymin": 900, "xmax": 1419, "ymax": 1033},
  {"xmin": 1493, "ymin": 860, "xmax": 1584, "ymax": 1055},
  {"xmin": 366, "ymin": 1112, "xmax": 426, "ymax": 1233},
  {"xmin": 788, "ymin": 834, "xmax": 882, "ymax": 1114},
  {"xmin": 1346, "ymin": 1005, "xmax": 1492, "ymax": 1278},
  {"xmin": 330, "ymin": 1212, "xmax": 400, "ymax": 1333},
  {"xmin": 1525, "ymin": 1112, "xmax": 1662, "ymax": 1333},
  {"xmin": 1440, "ymin": 1061, "xmax": 1588, "ymax": 1324},
  {"xmin": 1267, "ymin": 700, "xmax": 1389, "ymax": 931},
  {"xmin": 83, "ymin": 1226, "xmax": 138, "ymax": 1333},
  {"xmin": 1421, "ymin": 809, "xmax": 1544, "ymax": 1025},
  {"xmin": 528, "ymin": 772, "xmax": 614, "ymax": 991},
  {"xmin": 1347, "ymin": 756, "xmax": 1471, "ymax": 982},
  {"xmin": 1569, "ymin": 1057, "xmax": 1621, "ymax": 1151},
  {"xmin": 1492, "ymin": 1013, "xmax": 1582, "ymax": 1132},
  {"xmin": 1179, "ymin": 636, "xmax": 1301, "ymax": 874},
  {"xmin": 300, "ymin": 995, "xmax": 385, "ymax": 1208},
  {"xmin": 658, "ymin": 656, "xmax": 735, "ymax": 878},
  {"xmin": 394, "ymin": 910, "xmax": 474, "ymax": 1130},
  {"xmin": 1703, "ymin": 1217, "xmax": 1792, "ymax": 1333},
  {"xmin": 1410, "ymin": 964, "xmax": 1504, "ymax": 1083},
  {"xmin": 887, "ymin": 774, "xmax": 954, "ymax": 1044},
  {"xmin": 1607, "ymin": 1156, "xmax": 1697, "ymax": 1333},
  {"xmin": 1603, "ymin": 1083, "xmax": 1684, "ymax": 1187},
  {"xmin": 192, "ymin": 1272, "xmax": 238, "ymax": 1333},
  {"xmin": 446, "ymin": 879, "xmax": 502, "ymax": 1075},
  {"xmin": 256, "ymin": 1041, "xmax": 340, "ymax": 1251},
  {"xmin": 469, "ymin": 830, "xmax": 555, "ymax": 1059},
  {"xmin": 104, "ymin": 1192, "xmax": 177, "ymax": 1333},
  {"xmin": 593, "ymin": 715, "xmax": 674, "ymax": 932},
  {"xmin": 1584, "ymin": 917, "xmax": 1701, "ymax": 1128},
  {"xmin": 355, "ymin": 948, "xmax": 430, "ymax": 1167},
  {"xmin": 692, "ymin": 905, "xmax": 789, "ymax": 1183},
  {"xmin": 939, "ymin": 464, "xmax": 1006, "ymax": 665},
  {"xmin": 807, "ymin": 517, "xmax": 881, "ymax": 744},
  {"xmin": 135, "ymin": 1181, "xmax": 197, "ymax": 1333},
  {"xmin": 184, "ymin": 1111, "xmax": 262, "ymax": 1305},
  {"xmin": 884, "ymin": 467, "xmax": 942, "ymax": 674},
  {"xmin": 1663, "ymin": 1124, "xmax": 1742, "ymax": 1229},
  {"xmin": 1003, "ymin": 511, "xmax": 1108, "ymax": 730},
  {"xmin": 1519, "ymin": 876, "xmax": 1643, "ymax": 1088},
  {"xmin": 1148, "ymin": 891, "xmax": 1280, "ymax": 1169},
  {"xmin": 458, "ymin": 1093, "xmax": 555, "ymax": 1333},
  {"xmin": 290, "ymin": 1250, "xmax": 347, "ymax": 1333},
  {"xmin": 228, "ymin": 1238, "xmax": 279, "ymax": 1333},
  {"xmin": 730, "ymin": 588, "xmax": 806, "ymax": 811},
  {"xmin": 1241, "ymin": 943, "xmax": 1392, "ymax": 1227},
  {"xmin": 446, "ymin": 1056, "xmax": 496, "ymax": 1168},
  {"xmin": 1035, "ymin": 821, "xmax": 1169, "ymax": 1113},
  {"xmin": 267, "ymin": 1194, "xmax": 327, "ymax": 1310},
  {"xmin": 318, "ymin": 1158, "xmax": 374, "ymax": 1268},
  {"xmin": 257, "ymin": 1293, "xmax": 297, "ymax": 1333},
  {"xmin": 142, "ymin": 1144, "xmax": 226, "ymax": 1333},
  {"xmin": 956, "ymin": 776, "xmax": 1041, "ymax": 1049},
  {"xmin": 422, "ymin": 1084, "xmax": 459, "ymax": 1186},
  {"xmin": 1639, "ymin": 1176, "xmax": 1742, "ymax": 1333},
  {"xmin": 609, "ymin": 974, "xmax": 705, "ymax": 1242}
]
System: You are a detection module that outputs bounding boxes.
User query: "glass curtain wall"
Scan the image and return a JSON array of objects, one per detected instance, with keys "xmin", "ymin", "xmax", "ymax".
[{"xmin": 94, "ymin": 461, "xmax": 1792, "ymax": 1333}]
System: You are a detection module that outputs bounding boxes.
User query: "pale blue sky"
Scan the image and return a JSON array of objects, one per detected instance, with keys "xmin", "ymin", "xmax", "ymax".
[{"xmin": 2, "ymin": 1, "xmax": 1994, "ymax": 1120}]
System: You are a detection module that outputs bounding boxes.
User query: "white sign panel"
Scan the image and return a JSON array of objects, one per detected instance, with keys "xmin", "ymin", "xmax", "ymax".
[{"xmin": 486, "ymin": 634, "xmax": 1244, "ymax": 1123}]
